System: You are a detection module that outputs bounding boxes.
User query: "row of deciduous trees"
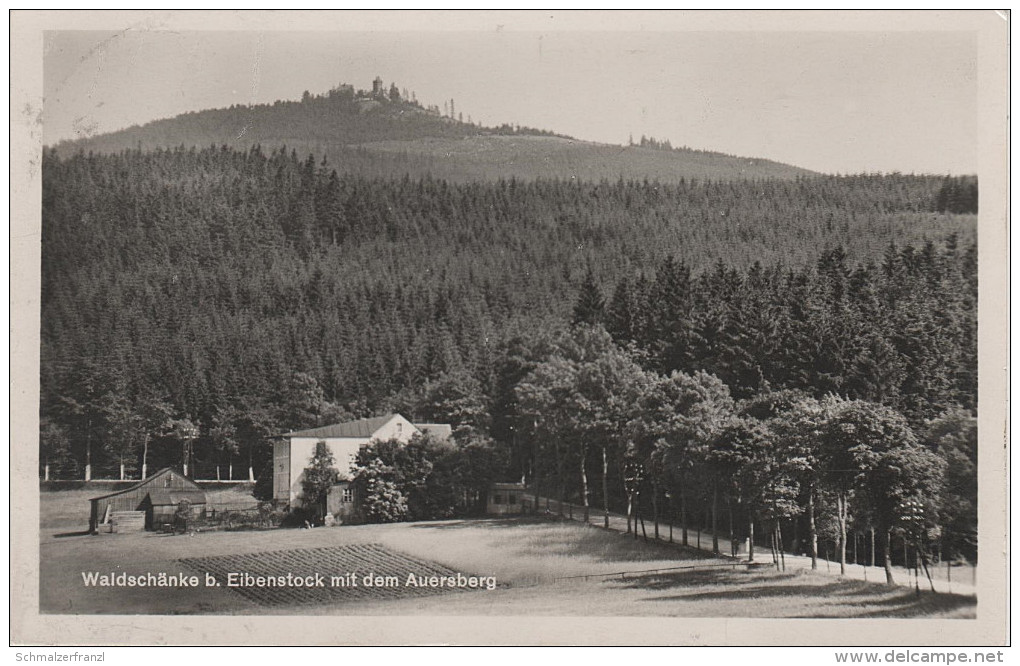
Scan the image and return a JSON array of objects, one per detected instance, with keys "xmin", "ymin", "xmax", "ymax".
[
  {"xmin": 512, "ymin": 325, "xmax": 975, "ymax": 583},
  {"xmin": 39, "ymin": 364, "xmax": 492, "ymax": 483}
]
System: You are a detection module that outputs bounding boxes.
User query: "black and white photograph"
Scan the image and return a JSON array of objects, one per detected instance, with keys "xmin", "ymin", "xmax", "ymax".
[{"xmin": 11, "ymin": 10, "xmax": 1009, "ymax": 647}]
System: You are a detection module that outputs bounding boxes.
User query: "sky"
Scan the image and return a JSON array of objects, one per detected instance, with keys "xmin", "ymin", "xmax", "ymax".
[{"xmin": 42, "ymin": 24, "xmax": 979, "ymax": 175}]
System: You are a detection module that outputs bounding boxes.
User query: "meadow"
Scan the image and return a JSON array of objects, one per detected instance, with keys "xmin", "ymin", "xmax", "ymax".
[{"xmin": 39, "ymin": 490, "xmax": 974, "ymax": 618}]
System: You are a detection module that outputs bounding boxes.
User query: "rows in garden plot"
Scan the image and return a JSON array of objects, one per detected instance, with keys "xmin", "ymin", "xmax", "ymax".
[{"xmin": 181, "ymin": 543, "xmax": 472, "ymax": 607}]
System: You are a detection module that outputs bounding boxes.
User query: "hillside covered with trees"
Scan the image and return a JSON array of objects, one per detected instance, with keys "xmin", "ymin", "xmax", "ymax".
[
  {"xmin": 40, "ymin": 141, "xmax": 977, "ymax": 572},
  {"xmin": 50, "ymin": 81, "xmax": 815, "ymax": 183}
]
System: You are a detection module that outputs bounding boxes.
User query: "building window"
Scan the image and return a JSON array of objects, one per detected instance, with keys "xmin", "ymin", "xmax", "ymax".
[
  {"xmin": 508, "ymin": 493, "xmax": 516, "ymax": 504},
  {"xmin": 492, "ymin": 494, "xmax": 503, "ymax": 505},
  {"xmin": 342, "ymin": 488, "xmax": 354, "ymax": 503}
]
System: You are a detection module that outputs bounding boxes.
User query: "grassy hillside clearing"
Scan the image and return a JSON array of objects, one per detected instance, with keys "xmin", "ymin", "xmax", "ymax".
[
  {"xmin": 39, "ymin": 514, "xmax": 974, "ymax": 617},
  {"xmin": 51, "ymin": 87, "xmax": 814, "ymax": 183},
  {"xmin": 348, "ymin": 135, "xmax": 815, "ymax": 182}
]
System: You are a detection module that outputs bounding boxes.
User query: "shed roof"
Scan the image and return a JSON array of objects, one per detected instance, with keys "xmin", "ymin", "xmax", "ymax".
[
  {"xmin": 280, "ymin": 414, "xmax": 399, "ymax": 439},
  {"xmin": 491, "ymin": 482, "xmax": 528, "ymax": 490},
  {"xmin": 89, "ymin": 467, "xmax": 201, "ymax": 502},
  {"xmin": 145, "ymin": 489, "xmax": 207, "ymax": 507}
]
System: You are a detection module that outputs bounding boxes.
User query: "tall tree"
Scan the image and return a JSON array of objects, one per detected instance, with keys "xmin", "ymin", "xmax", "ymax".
[
  {"xmin": 39, "ymin": 417, "xmax": 73, "ymax": 481},
  {"xmin": 629, "ymin": 370, "xmax": 733, "ymax": 543},
  {"xmin": 765, "ymin": 394, "xmax": 826, "ymax": 569},
  {"xmin": 134, "ymin": 396, "xmax": 174, "ymax": 480},
  {"xmin": 710, "ymin": 417, "xmax": 803, "ymax": 563},
  {"xmin": 167, "ymin": 416, "xmax": 200, "ymax": 477},
  {"xmin": 605, "ymin": 276, "xmax": 636, "ymax": 344},
  {"xmin": 413, "ymin": 369, "xmax": 490, "ymax": 437},
  {"xmin": 824, "ymin": 398, "xmax": 944, "ymax": 585},
  {"xmin": 209, "ymin": 404, "xmax": 242, "ymax": 481},
  {"xmin": 815, "ymin": 396, "xmax": 867, "ymax": 576},
  {"xmin": 277, "ymin": 371, "xmax": 331, "ymax": 431},
  {"xmin": 924, "ymin": 408, "xmax": 977, "ymax": 564},
  {"xmin": 572, "ymin": 267, "xmax": 606, "ymax": 327},
  {"xmin": 300, "ymin": 440, "xmax": 341, "ymax": 521},
  {"xmin": 103, "ymin": 395, "xmax": 142, "ymax": 480},
  {"xmin": 49, "ymin": 361, "xmax": 124, "ymax": 480},
  {"xmin": 516, "ymin": 326, "xmax": 646, "ymax": 524}
]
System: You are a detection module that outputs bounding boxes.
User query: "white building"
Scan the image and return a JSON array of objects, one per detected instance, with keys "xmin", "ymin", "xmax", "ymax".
[{"xmin": 273, "ymin": 413, "xmax": 452, "ymax": 515}]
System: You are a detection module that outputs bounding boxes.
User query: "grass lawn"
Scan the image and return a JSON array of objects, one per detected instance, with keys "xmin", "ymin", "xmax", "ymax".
[{"xmin": 38, "ymin": 500, "xmax": 975, "ymax": 617}]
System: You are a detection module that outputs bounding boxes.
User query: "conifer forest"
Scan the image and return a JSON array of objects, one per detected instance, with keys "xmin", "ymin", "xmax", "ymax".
[{"xmin": 41, "ymin": 118, "xmax": 978, "ymax": 575}]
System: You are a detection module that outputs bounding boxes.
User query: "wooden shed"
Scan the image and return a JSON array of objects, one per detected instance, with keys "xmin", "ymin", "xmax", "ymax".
[
  {"xmin": 486, "ymin": 482, "xmax": 530, "ymax": 515},
  {"xmin": 89, "ymin": 468, "xmax": 207, "ymax": 533}
]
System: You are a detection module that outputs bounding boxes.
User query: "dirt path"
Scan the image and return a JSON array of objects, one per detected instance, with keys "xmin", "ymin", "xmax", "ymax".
[{"xmin": 526, "ymin": 495, "xmax": 976, "ymax": 596}]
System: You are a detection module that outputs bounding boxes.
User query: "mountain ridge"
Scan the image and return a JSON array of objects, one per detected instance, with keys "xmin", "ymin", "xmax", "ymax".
[{"xmin": 49, "ymin": 80, "xmax": 817, "ymax": 182}]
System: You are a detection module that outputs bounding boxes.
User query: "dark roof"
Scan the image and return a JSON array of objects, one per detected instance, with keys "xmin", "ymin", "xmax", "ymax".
[
  {"xmin": 414, "ymin": 423, "xmax": 453, "ymax": 440},
  {"xmin": 145, "ymin": 489, "xmax": 207, "ymax": 506},
  {"xmin": 280, "ymin": 414, "xmax": 398, "ymax": 439},
  {"xmin": 89, "ymin": 467, "xmax": 200, "ymax": 502},
  {"xmin": 491, "ymin": 482, "xmax": 528, "ymax": 490}
]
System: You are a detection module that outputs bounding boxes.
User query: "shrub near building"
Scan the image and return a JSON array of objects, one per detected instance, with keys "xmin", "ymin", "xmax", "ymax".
[
  {"xmin": 351, "ymin": 431, "xmax": 507, "ymax": 523},
  {"xmin": 299, "ymin": 441, "xmax": 343, "ymax": 522}
]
